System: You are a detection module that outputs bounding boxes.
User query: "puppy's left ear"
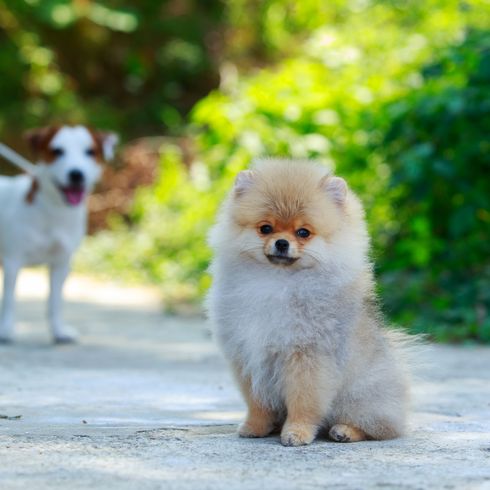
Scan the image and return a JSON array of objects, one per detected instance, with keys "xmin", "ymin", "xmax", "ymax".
[
  {"xmin": 321, "ymin": 175, "xmax": 347, "ymax": 205},
  {"xmin": 234, "ymin": 170, "xmax": 255, "ymax": 196},
  {"xmin": 92, "ymin": 131, "xmax": 119, "ymax": 161}
]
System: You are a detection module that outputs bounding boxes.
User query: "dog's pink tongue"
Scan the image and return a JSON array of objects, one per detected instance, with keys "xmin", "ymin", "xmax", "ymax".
[{"xmin": 64, "ymin": 188, "xmax": 84, "ymax": 206}]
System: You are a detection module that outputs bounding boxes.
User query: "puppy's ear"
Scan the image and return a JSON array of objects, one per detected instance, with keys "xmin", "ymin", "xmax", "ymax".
[
  {"xmin": 24, "ymin": 126, "xmax": 59, "ymax": 157},
  {"xmin": 91, "ymin": 131, "xmax": 119, "ymax": 161},
  {"xmin": 234, "ymin": 170, "xmax": 255, "ymax": 196},
  {"xmin": 321, "ymin": 175, "xmax": 347, "ymax": 205}
]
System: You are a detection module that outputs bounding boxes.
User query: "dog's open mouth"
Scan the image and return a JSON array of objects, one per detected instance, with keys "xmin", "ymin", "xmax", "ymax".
[
  {"xmin": 266, "ymin": 255, "xmax": 298, "ymax": 266},
  {"xmin": 58, "ymin": 185, "xmax": 85, "ymax": 206}
]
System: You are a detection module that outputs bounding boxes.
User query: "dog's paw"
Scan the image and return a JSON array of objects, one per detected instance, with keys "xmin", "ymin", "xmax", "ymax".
[
  {"xmin": 238, "ymin": 420, "xmax": 273, "ymax": 438},
  {"xmin": 0, "ymin": 325, "xmax": 14, "ymax": 344},
  {"xmin": 281, "ymin": 424, "xmax": 316, "ymax": 447},
  {"xmin": 329, "ymin": 424, "xmax": 366, "ymax": 443},
  {"xmin": 53, "ymin": 325, "xmax": 79, "ymax": 344},
  {"xmin": 0, "ymin": 333, "xmax": 13, "ymax": 344}
]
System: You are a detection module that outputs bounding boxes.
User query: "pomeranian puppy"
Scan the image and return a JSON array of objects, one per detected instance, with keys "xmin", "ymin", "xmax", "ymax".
[{"xmin": 206, "ymin": 159, "xmax": 410, "ymax": 446}]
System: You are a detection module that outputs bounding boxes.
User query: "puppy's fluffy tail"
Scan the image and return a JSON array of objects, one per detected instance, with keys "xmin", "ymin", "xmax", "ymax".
[{"xmin": 384, "ymin": 326, "xmax": 430, "ymax": 390}]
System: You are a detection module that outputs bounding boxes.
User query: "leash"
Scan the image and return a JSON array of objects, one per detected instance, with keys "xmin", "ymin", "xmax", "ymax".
[
  {"xmin": 0, "ymin": 143, "xmax": 63, "ymax": 204},
  {"xmin": 0, "ymin": 143, "xmax": 37, "ymax": 175}
]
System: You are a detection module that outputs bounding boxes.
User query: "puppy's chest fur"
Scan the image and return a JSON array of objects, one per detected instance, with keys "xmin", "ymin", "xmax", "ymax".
[{"xmin": 211, "ymin": 261, "xmax": 361, "ymax": 405}]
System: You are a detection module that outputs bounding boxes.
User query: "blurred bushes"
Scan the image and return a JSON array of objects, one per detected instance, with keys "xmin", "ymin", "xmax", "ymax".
[
  {"xmin": 1, "ymin": 1, "xmax": 489, "ymax": 340},
  {"xmin": 380, "ymin": 29, "xmax": 490, "ymax": 341},
  {"xmin": 79, "ymin": 1, "xmax": 490, "ymax": 340},
  {"xmin": 0, "ymin": 0, "xmax": 224, "ymax": 142}
]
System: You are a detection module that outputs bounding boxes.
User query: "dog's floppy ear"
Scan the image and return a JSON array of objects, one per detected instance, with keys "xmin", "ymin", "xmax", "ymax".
[
  {"xmin": 321, "ymin": 175, "xmax": 347, "ymax": 205},
  {"xmin": 91, "ymin": 131, "xmax": 119, "ymax": 161},
  {"xmin": 234, "ymin": 170, "xmax": 255, "ymax": 196},
  {"xmin": 24, "ymin": 126, "xmax": 60, "ymax": 157}
]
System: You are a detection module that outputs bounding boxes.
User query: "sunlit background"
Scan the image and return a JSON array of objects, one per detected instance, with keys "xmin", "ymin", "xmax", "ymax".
[{"xmin": 0, "ymin": 0, "xmax": 489, "ymax": 342}]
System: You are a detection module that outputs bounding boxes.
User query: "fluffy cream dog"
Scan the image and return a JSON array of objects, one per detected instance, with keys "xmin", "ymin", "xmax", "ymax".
[{"xmin": 207, "ymin": 159, "xmax": 410, "ymax": 446}]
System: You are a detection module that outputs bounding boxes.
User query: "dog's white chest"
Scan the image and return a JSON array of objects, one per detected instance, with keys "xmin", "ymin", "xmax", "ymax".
[
  {"xmin": 23, "ymin": 226, "xmax": 77, "ymax": 265},
  {"xmin": 0, "ymin": 177, "xmax": 85, "ymax": 265}
]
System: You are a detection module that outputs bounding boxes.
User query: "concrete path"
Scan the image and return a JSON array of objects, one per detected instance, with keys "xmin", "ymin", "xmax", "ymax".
[{"xmin": 1, "ymin": 270, "xmax": 489, "ymax": 490}]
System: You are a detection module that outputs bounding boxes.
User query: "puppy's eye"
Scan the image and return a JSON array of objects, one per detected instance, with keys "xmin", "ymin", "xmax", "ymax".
[
  {"xmin": 86, "ymin": 148, "xmax": 96, "ymax": 157},
  {"xmin": 259, "ymin": 224, "xmax": 273, "ymax": 234},
  {"xmin": 296, "ymin": 228, "xmax": 311, "ymax": 238},
  {"xmin": 51, "ymin": 147, "xmax": 64, "ymax": 157}
]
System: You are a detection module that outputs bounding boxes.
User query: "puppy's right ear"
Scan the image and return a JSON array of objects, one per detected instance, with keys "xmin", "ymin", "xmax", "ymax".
[
  {"xmin": 320, "ymin": 175, "xmax": 347, "ymax": 206},
  {"xmin": 234, "ymin": 170, "xmax": 255, "ymax": 196},
  {"xmin": 24, "ymin": 126, "xmax": 59, "ymax": 157}
]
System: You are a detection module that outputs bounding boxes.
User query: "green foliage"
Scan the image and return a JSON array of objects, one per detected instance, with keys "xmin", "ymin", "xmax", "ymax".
[
  {"xmin": 379, "ymin": 29, "xmax": 490, "ymax": 342},
  {"xmin": 0, "ymin": 0, "xmax": 223, "ymax": 142},
  {"xmin": 79, "ymin": 1, "xmax": 490, "ymax": 342},
  {"xmin": 77, "ymin": 146, "xmax": 213, "ymax": 305}
]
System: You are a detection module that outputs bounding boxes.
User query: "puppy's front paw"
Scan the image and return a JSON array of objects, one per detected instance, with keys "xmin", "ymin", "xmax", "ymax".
[
  {"xmin": 329, "ymin": 423, "xmax": 366, "ymax": 443},
  {"xmin": 53, "ymin": 326, "xmax": 79, "ymax": 344},
  {"xmin": 281, "ymin": 423, "xmax": 316, "ymax": 447},
  {"xmin": 238, "ymin": 419, "xmax": 274, "ymax": 438}
]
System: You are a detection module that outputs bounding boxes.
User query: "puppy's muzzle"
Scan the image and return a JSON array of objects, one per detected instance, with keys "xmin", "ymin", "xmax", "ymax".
[
  {"xmin": 58, "ymin": 168, "xmax": 86, "ymax": 206},
  {"xmin": 68, "ymin": 169, "xmax": 85, "ymax": 185},
  {"xmin": 267, "ymin": 239, "xmax": 298, "ymax": 265}
]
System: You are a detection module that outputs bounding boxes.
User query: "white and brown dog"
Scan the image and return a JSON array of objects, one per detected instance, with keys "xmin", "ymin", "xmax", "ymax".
[{"xmin": 0, "ymin": 125, "xmax": 117, "ymax": 343}]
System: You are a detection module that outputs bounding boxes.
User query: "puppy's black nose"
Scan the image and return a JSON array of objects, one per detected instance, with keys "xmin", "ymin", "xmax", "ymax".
[
  {"xmin": 275, "ymin": 239, "xmax": 289, "ymax": 253},
  {"xmin": 68, "ymin": 169, "xmax": 84, "ymax": 185}
]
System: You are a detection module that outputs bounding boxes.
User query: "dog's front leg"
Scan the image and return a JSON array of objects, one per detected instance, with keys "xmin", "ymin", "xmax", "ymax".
[
  {"xmin": 0, "ymin": 259, "xmax": 21, "ymax": 342},
  {"xmin": 232, "ymin": 364, "xmax": 277, "ymax": 438},
  {"xmin": 280, "ymin": 350, "xmax": 340, "ymax": 446},
  {"xmin": 49, "ymin": 259, "xmax": 78, "ymax": 344}
]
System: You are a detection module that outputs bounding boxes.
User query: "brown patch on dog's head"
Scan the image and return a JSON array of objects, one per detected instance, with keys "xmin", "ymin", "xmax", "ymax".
[
  {"xmin": 89, "ymin": 129, "xmax": 119, "ymax": 162},
  {"xmin": 25, "ymin": 126, "xmax": 117, "ymax": 163},
  {"xmin": 88, "ymin": 130, "xmax": 106, "ymax": 163},
  {"xmin": 25, "ymin": 177, "xmax": 39, "ymax": 204},
  {"xmin": 24, "ymin": 126, "xmax": 60, "ymax": 163},
  {"xmin": 254, "ymin": 216, "xmax": 315, "ymax": 264}
]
